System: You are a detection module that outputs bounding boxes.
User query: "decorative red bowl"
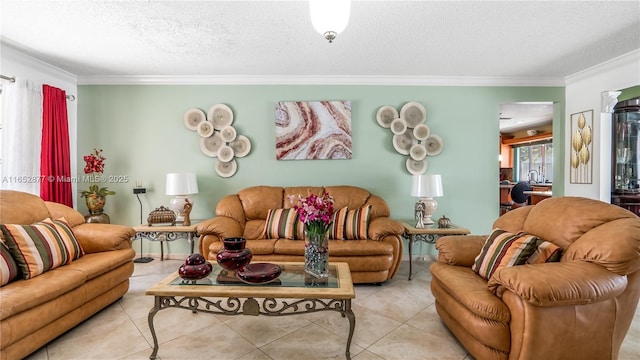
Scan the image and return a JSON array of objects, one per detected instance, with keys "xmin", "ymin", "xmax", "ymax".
[{"xmin": 237, "ymin": 263, "xmax": 282, "ymax": 284}]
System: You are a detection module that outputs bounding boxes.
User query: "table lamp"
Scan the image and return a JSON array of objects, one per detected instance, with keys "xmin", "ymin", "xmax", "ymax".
[
  {"xmin": 411, "ymin": 174, "xmax": 443, "ymax": 228},
  {"xmin": 165, "ymin": 173, "xmax": 199, "ymax": 226}
]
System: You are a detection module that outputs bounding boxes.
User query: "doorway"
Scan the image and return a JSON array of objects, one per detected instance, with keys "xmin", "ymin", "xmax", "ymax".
[{"xmin": 498, "ymin": 102, "xmax": 554, "ymax": 214}]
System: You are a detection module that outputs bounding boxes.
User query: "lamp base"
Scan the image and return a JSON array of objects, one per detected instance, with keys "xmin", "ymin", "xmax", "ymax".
[
  {"xmin": 134, "ymin": 257, "xmax": 154, "ymax": 263},
  {"xmin": 421, "ymin": 197, "xmax": 438, "ymax": 227},
  {"xmin": 169, "ymin": 196, "xmax": 194, "ymax": 225}
]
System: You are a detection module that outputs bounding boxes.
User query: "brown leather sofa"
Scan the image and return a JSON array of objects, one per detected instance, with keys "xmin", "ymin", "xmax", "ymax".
[
  {"xmin": 197, "ymin": 185, "xmax": 404, "ymax": 283},
  {"xmin": 430, "ymin": 196, "xmax": 640, "ymax": 360},
  {"xmin": 0, "ymin": 190, "xmax": 135, "ymax": 360}
]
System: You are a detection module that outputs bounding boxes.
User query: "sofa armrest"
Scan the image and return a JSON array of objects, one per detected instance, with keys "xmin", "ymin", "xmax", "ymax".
[
  {"xmin": 435, "ymin": 235, "xmax": 485, "ymax": 266},
  {"xmin": 72, "ymin": 223, "xmax": 135, "ymax": 253},
  {"xmin": 488, "ymin": 261, "xmax": 628, "ymax": 307},
  {"xmin": 368, "ymin": 217, "xmax": 404, "ymax": 241},
  {"xmin": 196, "ymin": 217, "xmax": 244, "ymax": 238}
]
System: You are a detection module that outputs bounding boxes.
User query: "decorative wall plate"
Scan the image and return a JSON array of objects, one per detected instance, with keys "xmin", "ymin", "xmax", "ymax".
[
  {"xmin": 413, "ymin": 123, "xmax": 430, "ymax": 140},
  {"xmin": 376, "ymin": 106, "xmax": 398, "ymax": 128},
  {"xmin": 229, "ymin": 135, "xmax": 251, "ymax": 158},
  {"xmin": 400, "ymin": 102, "xmax": 427, "ymax": 128},
  {"xmin": 183, "ymin": 108, "xmax": 206, "ymax": 131},
  {"xmin": 409, "ymin": 144, "xmax": 427, "ymax": 161},
  {"xmin": 424, "ymin": 134, "xmax": 444, "ymax": 156},
  {"xmin": 200, "ymin": 132, "xmax": 224, "ymax": 157},
  {"xmin": 392, "ymin": 132, "xmax": 417, "ymax": 155},
  {"xmin": 197, "ymin": 120, "xmax": 214, "ymax": 138},
  {"xmin": 215, "ymin": 158, "xmax": 237, "ymax": 178},
  {"xmin": 208, "ymin": 104, "xmax": 234, "ymax": 129},
  {"xmin": 217, "ymin": 145, "xmax": 235, "ymax": 162},
  {"xmin": 406, "ymin": 158, "xmax": 427, "ymax": 175},
  {"xmin": 390, "ymin": 118, "xmax": 407, "ymax": 135},
  {"xmin": 220, "ymin": 126, "xmax": 237, "ymax": 142}
]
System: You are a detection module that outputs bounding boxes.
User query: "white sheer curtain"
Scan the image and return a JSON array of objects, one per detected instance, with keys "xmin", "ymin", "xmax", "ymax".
[{"xmin": 0, "ymin": 78, "xmax": 42, "ymax": 195}]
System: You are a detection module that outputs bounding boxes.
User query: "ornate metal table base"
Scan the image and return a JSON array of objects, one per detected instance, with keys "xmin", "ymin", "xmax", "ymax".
[
  {"xmin": 133, "ymin": 230, "xmax": 196, "ymax": 261},
  {"xmin": 402, "ymin": 222, "xmax": 471, "ymax": 280},
  {"xmin": 148, "ymin": 296, "xmax": 355, "ymax": 359},
  {"xmin": 406, "ymin": 233, "xmax": 440, "ymax": 280}
]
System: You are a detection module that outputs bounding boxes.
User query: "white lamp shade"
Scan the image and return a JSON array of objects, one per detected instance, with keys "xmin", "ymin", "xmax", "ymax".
[
  {"xmin": 310, "ymin": 0, "xmax": 351, "ymax": 36},
  {"xmin": 165, "ymin": 173, "xmax": 199, "ymax": 195},
  {"xmin": 411, "ymin": 174, "xmax": 443, "ymax": 198}
]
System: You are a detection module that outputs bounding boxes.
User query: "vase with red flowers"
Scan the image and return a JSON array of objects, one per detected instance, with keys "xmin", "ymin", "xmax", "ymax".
[
  {"xmin": 290, "ymin": 191, "xmax": 335, "ymax": 278},
  {"xmin": 81, "ymin": 149, "xmax": 116, "ymax": 221}
]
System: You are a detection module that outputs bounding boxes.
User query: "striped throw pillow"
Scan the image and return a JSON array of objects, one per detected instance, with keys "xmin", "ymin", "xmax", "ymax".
[
  {"xmin": 47, "ymin": 217, "xmax": 85, "ymax": 260},
  {"xmin": 526, "ymin": 238, "xmax": 562, "ymax": 264},
  {"xmin": 0, "ymin": 219, "xmax": 72, "ymax": 279},
  {"xmin": 344, "ymin": 205, "xmax": 372, "ymax": 240},
  {"xmin": 327, "ymin": 207, "xmax": 348, "ymax": 240},
  {"xmin": 472, "ymin": 229, "xmax": 538, "ymax": 280},
  {"xmin": 262, "ymin": 208, "xmax": 300, "ymax": 240},
  {"xmin": 0, "ymin": 239, "xmax": 19, "ymax": 286}
]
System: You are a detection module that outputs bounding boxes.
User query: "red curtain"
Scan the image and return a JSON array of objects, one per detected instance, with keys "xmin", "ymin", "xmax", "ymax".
[{"xmin": 40, "ymin": 85, "xmax": 72, "ymax": 206}]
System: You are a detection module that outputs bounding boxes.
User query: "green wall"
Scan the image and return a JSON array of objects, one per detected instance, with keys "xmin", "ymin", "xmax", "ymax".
[
  {"xmin": 77, "ymin": 84, "xmax": 564, "ymax": 257},
  {"xmin": 619, "ymin": 85, "xmax": 640, "ymax": 101}
]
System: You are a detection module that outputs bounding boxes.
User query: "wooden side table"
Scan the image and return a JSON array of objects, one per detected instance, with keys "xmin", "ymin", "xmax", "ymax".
[
  {"xmin": 402, "ymin": 222, "xmax": 470, "ymax": 280},
  {"xmin": 132, "ymin": 223, "xmax": 199, "ymax": 261}
]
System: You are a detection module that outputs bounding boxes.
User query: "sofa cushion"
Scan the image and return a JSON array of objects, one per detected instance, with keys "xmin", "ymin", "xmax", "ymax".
[
  {"xmin": 344, "ymin": 205, "xmax": 372, "ymax": 239},
  {"xmin": 526, "ymin": 238, "xmax": 562, "ymax": 264},
  {"xmin": 0, "ymin": 265, "xmax": 87, "ymax": 321},
  {"xmin": 1, "ymin": 220, "xmax": 72, "ymax": 279},
  {"xmin": 472, "ymin": 229, "xmax": 538, "ymax": 280},
  {"xmin": 262, "ymin": 208, "xmax": 299, "ymax": 240},
  {"xmin": 0, "ymin": 239, "xmax": 19, "ymax": 286},
  {"xmin": 273, "ymin": 239, "xmax": 394, "ymax": 257}
]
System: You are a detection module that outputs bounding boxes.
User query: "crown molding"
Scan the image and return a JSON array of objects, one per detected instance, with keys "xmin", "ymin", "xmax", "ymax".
[
  {"xmin": 78, "ymin": 74, "xmax": 564, "ymax": 87},
  {"xmin": 564, "ymin": 49, "xmax": 640, "ymax": 85},
  {"xmin": 1, "ymin": 42, "xmax": 78, "ymax": 84}
]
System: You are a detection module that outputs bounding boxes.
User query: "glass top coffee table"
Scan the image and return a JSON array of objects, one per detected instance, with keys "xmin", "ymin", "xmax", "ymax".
[{"xmin": 145, "ymin": 262, "xmax": 356, "ymax": 359}]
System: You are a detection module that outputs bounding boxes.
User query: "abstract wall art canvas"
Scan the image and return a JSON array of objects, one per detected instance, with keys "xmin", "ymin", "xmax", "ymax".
[{"xmin": 275, "ymin": 100, "xmax": 352, "ymax": 160}]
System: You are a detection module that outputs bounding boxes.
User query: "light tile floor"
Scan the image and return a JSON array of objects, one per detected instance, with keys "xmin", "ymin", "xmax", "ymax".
[{"xmin": 25, "ymin": 258, "xmax": 640, "ymax": 360}]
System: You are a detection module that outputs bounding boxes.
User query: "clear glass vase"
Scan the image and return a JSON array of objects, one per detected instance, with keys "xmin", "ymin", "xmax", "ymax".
[{"xmin": 304, "ymin": 230, "xmax": 329, "ymax": 278}]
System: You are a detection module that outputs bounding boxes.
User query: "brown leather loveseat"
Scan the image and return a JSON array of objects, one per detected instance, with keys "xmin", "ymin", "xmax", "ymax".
[
  {"xmin": 197, "ymin": 185, "xmax": 404, "ymax": 283},
  {"xmin": 430, "ymin": 196, "xmax": 640, "ymax": 360},
  {"xmin": 0, "ymin": 190, "xmax": 135, "ymax": 359}
]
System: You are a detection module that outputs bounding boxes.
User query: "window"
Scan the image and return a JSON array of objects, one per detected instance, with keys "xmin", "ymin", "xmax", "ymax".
[{"xmin": 514, "ymin": 141, "xmax": 553, "ymax": 183}]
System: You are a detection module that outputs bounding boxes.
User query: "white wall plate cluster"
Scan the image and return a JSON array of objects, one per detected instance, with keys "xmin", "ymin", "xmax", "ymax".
[
  {"xmin": 183, "ymin": 104, "xmax": 252, "ymax": 178},
  {"xmin": 376, "ymin": 102, "xmax": 443, "ymax": 175}
]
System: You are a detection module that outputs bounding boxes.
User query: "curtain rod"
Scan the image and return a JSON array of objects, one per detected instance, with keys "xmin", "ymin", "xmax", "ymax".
[
  {"xmin": 0, "ymin": 73, "xmax": 75, "ymax": 101},
  {"xmin": 1, "ymin": 74, "xmax": 16, "ymax": 83}
]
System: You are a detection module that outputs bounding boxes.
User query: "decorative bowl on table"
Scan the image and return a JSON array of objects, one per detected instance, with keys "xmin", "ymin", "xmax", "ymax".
[
  {"xmin": 237, "ymin": 263, "xmax": 282, "ymax": 284},
  {"xmin": 178, "ymin": 254, "xmax": 213, "ymax": 281}
]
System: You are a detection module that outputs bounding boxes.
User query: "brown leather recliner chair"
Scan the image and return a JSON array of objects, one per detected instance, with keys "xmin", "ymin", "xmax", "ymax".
[{"xmin": 430, "ymin": 196, "xmax": 640, "ymax": 360}]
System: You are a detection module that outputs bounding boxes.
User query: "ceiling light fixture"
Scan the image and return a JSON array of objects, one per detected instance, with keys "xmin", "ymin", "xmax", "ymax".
[{"xmin": 309, "ymin": 0, "xmax": 351, "ymax": 43}]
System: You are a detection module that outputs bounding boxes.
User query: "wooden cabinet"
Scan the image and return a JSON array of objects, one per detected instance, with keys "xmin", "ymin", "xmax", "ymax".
[
  {"xmin": 500, "ymin": 135, "xmax": 513, "ymax": 168},
  {"xmin": 529, "ymin": 186, "xmax": 552, "ymax": 205}
]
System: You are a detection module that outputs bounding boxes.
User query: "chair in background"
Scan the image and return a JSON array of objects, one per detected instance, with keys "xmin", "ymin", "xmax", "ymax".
[{"xmin": 510, "ymin": 181, "xmax": 531, "ymax": 209}]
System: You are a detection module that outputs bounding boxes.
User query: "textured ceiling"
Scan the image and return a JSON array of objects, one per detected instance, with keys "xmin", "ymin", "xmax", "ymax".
[{"xmin": 1, "ymin": 0, "xmax": 639, "ymax": 83}]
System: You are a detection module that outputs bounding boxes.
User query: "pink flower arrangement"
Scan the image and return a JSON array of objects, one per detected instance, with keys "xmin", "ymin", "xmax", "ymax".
[{"xmin": 289, "ymin": 192, "xmax": 335, "ymax": 235}]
